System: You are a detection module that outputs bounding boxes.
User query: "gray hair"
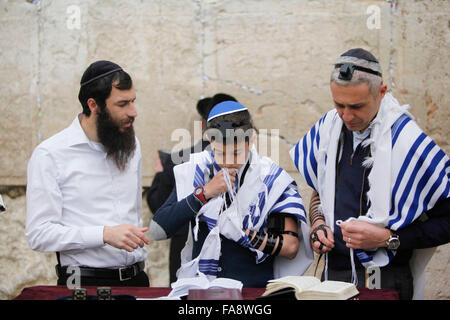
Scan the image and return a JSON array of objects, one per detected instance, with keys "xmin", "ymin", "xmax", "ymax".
[{"xmin": 330, "ymin": 56, "xmax": 383, "ymax": 96}]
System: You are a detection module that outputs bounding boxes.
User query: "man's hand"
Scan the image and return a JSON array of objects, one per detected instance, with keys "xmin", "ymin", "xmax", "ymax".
[
  {"xmin": 310, "ymin": 220, "xmax": 335, "ymax": 254},
  {"xmin": 103, "ymin": 224, "xmax": 150, "ymax": 252},
  {"xmin": 203, "ymin": 169, "xmax": 237, "ymax": 200},
  {"xmin": 340, "ymin": 220, "xmax": 390, "ymax": 249}
]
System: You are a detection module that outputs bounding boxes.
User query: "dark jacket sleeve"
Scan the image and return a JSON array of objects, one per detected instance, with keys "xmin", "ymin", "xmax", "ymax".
[
  {"xmin": 149, "ymin": 186, "xmax": 202, "ymax": 240},
  {"xmin": 396, "ymin": 197, "xmax": 450, "ymax": 250}
]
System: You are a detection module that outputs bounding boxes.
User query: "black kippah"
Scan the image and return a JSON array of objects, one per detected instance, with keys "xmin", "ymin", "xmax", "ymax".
[
  {"xmin": 80, "ymin": 60, "xmax": 123, "ymax": 87},
  {"xmin": 340, "ymin": 48, "xmax": 379, "ymax": 63}
]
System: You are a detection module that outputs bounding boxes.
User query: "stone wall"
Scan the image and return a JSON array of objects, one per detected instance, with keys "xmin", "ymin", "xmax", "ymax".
[{"xmin": 0, "ymin": 0, "xmax": 448, "ymax": 299}]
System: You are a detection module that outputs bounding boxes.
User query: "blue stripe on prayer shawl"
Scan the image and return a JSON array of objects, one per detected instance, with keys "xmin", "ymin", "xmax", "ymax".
[
  {"xmin": 294, "ymin": 142, "xmax": 300, "ymax": 172},
  {"xmin": 314, "ymin": 113, "xmax": 328, "ymax": 151},
  {"xmin": 315, "ymin": 127, "xmax": 321, "ymax": 151},
  {"xmin": 358, "ymin": 255, "xmax": 372, "ymax": 263},
  {"xmin": 391, "ymin": 114, "xmax": 412, "ymax": 147},
  {"xmin": 386, "ymin": 249, "xmax": 395, "ymax": 262},
  {"xmin": 199, "ymin": 259, "xmax": 219, "ymax": 275},
  {"xmin": 199, "ymin": 258, "xmax": 218, "ymax": 264},
  {"xmin": 270, "ymin": 202, "xmax": 305, "ymax": 213},
  {"xmin": 276, "ymin": 190, "xmax": 302, "ymax": 203},
  {"xmin": 262, "ymin": 165, "xmax": 276, "ymax": 185},
  {"xmin": 250, "ymin": 166, "xmax": 284, "ymax": 228},
  {"xmin": 388, "ymin": 133, "xmax": 427, "ymax": 226},
  {"xmin": 319, "ymin": 112, "xmax": 328, "ymax": 126},
  {"xmin": 200, "ymin": 215, "xmax": 217, "ymax": 230},
  {"xmin": 266, "ymin": 167, "xmax": 283, "ymax": 193},
  {"xmin": 302, "ymin": 135, "xmax": 314, "ymax": 188},
  {"xmin": 420, "ymin": 158, "xmax": 449, "ymax": 220},
  {"xmin": 356, "ymin": 249, "xmax": 375, "ymax": 263},
  {"xmin": 209, "ymin": 151, "xmax": 222, "ymax": 172},
  {"xmin": 213, "ymin": 162, "xmax": 221, "ymax": 172},
  {"xmin": 257, "ymin": 253, "xmax": 269, "ymax": 264},
  {"xmin": 390, "ymin": 136, "xmax": 434, "ymax": 227},
  {"xmin": 237, "ymin": 235, "xmax": 252, "ymax": 248},
  {"xmin": 399, "ymin": 147, "xmax": 446, "ymax": 229},
  {"xmin": 243, "ymin": 215, "xmax": 249, "ymax": 230},
  {"xmin": 423, "ymin": 167, "xmax": 448, "ymax": 208},
  {"xmin": 193, "ymin": 165, "xmax": 205, "ymax": 187},
  {"xmin": 447, "ymin": 159, "xmax": 450, "ymax": 179},
  {"xmin": 271, "ymin": 204, "xmax": 307, "ymax": 223},
  {"xmin": 309, "ymin": 125, "xmax": 318, "ymax": 178},
  {"xmin": 255, "ymin": 191, "xmax": 266, "ymax": 224}
]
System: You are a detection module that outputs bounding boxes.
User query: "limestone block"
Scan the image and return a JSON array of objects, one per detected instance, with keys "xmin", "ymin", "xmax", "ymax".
[
  {"xmin": 0, "ymin": 1, "xmax": 37, "ymax": 185},
  {"xmin": 425, "ymin": 243, "xmax": 450, "ymax": 300},
  {"xmin": 392, "ymin": 1, "xmax": 450, "ymax": 154},
  {"xmin": 0, "ymin": 193, "xmax": 57, "ymax": 300}
]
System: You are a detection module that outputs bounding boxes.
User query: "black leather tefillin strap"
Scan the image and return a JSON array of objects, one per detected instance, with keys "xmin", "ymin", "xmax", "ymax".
[
  {"xmin": 310, "ymin": 224, "xmax": 328, "ymax": 251},
  {"xmin": 248, "ymin": 231, "xmax": 284, "ymax": 256},
  {"xmin": 310, "ymin": 224, "xmax": 329, "ymax": 278}
]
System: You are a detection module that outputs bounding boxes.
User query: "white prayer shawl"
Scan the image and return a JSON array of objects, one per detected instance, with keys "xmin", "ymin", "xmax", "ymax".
[
  {"xmin": 290, "ymin": 93, "xmax": 450, "ymax": 299},
  {"xmin": 174, "ymin": 147, "xmax": 313, "ymax": 282}
]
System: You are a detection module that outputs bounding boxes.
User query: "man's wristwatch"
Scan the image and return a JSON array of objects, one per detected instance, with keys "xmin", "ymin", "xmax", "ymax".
[
  {"xmin": 386, "ymin": 231, "xmax": 400, "ymax": 250},
  {"xmin": 193, "ymin": 186, "xmax": 208, "ymax": 205}
]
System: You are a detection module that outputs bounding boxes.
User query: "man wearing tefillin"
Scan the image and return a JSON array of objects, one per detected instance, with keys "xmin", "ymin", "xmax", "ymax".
[{"xmin": 291, "ymin": 48, "xmax": 449, "ymax": 300}]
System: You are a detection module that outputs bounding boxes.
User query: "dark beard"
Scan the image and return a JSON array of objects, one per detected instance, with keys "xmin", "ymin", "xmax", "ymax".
[{"xmin": 96, "ymin": 108, "xmax": 136, "ymax": 171}]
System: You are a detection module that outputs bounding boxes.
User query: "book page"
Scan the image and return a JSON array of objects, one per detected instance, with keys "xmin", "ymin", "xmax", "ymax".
[
  {"xmin": 270, "ymin": 276, "xmax": 321, "ymax": 291},
  {"xmin": 263, "ymin": 276, "xmax": 320, "ymax": 296},
  {"xmin": 300, "ymin": 280, "xmax": 358, "ymax": 300},
  {"xmin": 308, "ymin": 280, "xmax": 354, "ymax": 293}
]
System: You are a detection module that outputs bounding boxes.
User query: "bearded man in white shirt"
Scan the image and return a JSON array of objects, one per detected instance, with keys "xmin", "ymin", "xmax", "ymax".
[{"xmin": 26, "ymin": 60, "xmax": 150, "ymax": 287}]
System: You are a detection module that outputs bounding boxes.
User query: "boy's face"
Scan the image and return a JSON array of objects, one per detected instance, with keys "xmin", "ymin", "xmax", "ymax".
[{"xmin": 211, "ymin": 140, "xmax": 250, "ymax": 171}]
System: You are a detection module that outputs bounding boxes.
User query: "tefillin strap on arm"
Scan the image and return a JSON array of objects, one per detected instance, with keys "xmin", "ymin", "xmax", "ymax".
[
  {"xmin": 335, "ymin": 63, "xmax": 382, "ymax": 81},
  {"xmin": 247, "ymin": 214, "xmax": 298, "ymax": 256}
]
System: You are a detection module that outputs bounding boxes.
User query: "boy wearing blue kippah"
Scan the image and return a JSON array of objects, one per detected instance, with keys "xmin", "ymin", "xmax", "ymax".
[{"xmin": 150, "ymin": 101, "xmax": 313, "ymax": 287}]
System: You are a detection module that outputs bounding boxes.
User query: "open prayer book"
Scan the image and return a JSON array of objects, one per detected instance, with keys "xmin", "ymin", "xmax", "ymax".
[
  {"xmin": 168, "ymin": 276, "xmax": 243, "ymax": 298},
  {"xmin": 260, "ymin": 276, "xmax": 359, "ymax": 300}
]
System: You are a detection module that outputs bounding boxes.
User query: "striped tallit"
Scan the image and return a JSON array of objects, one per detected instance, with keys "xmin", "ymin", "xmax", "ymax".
[
  {"xmin": 290, "ymin": 92, "xmax": 449, "ymax": 299},
  {"xmin": 174, "ymin": 147, "xmax": 313, "ymax": 282}
]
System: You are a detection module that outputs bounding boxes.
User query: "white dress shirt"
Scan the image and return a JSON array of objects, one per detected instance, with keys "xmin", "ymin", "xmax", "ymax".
[{"xmin": 26, "ymin": 115, "xmax": 147, "ymax": 268}]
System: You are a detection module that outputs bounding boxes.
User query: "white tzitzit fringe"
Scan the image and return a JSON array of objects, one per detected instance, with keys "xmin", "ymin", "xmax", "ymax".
[
  {"xmin": 222, "ymin": 168, "xmax": 240, "ymax": 218},
  {"xmin": 336, "ymin": 219, "xmax": 358, "ymax": 287}
]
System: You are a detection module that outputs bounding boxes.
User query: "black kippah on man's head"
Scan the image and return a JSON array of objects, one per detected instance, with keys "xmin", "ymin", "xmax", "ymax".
[
  {"xmin": 340, "ymin": 48, "xmax": 379, "ymax": 63},
  {"xmin": 80, "ymin": 60, "xmax": 123, "ymax": 87}
]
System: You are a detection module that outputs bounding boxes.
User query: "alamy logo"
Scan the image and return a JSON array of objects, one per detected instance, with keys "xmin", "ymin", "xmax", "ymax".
[
  {"xmin": 366, "ymin": 266, "xmax": 381, "ymax": 289},
  {"xmin": 66, "ymin": 5, "xmax": 81, "ymax": 30},
  {"xmin": 366, "ymin": 5, "xmax": 381, "ymax": 30},
  {"xmin": 66, "ymin": 266, "xmax": 81, "ymax": 289}
]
